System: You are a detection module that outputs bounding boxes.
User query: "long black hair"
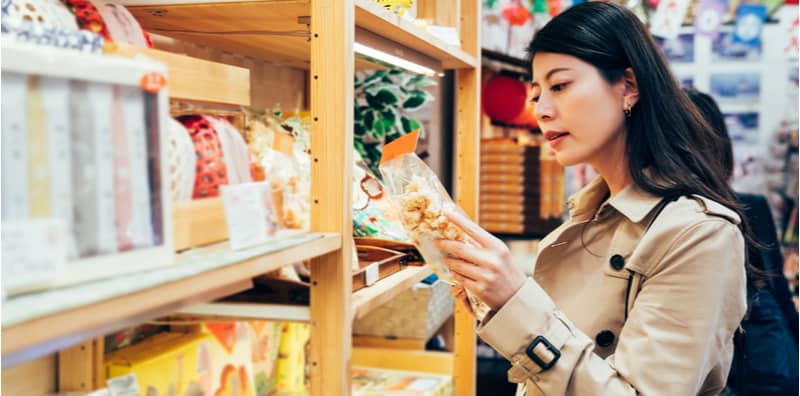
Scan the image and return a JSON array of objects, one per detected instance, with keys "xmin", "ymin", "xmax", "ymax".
[{"xmin": 528, "ymin": 2, "xmax": 765, "ymax": 285}]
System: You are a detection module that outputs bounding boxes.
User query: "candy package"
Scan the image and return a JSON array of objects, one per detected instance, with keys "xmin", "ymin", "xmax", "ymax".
[{"xmin": 379, "ymin": 132, "xmax": 489, "ymax": 319}]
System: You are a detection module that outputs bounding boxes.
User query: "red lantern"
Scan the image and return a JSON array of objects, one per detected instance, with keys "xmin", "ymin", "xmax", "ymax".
[
  {"xmin": 482, "ymin": 74, "xmax": 528, "ymax": 123},
  {"xmin": 511, "ymin": 101, "xmax": 538, "ymax": 129},
  {"xmin": 501, "ymin": 2, "xmax": 531, "ymax": 26}
]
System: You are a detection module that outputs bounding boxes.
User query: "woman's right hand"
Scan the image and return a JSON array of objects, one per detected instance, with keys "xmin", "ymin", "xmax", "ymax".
[{"xmin": 450, "ymin": 284, "xmax": 475, "ymax": 317}]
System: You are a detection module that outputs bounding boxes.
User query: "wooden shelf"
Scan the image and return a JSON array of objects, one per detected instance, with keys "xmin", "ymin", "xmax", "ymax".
[
  {"xmin": 108, "ymin": 42, "xmax": 250, "ymax": 105},
  {"xmin": 177, "ymin": 264, "xmax": 435, "ymax": 324},
  {"xmin": 122, "ymin": 0, "xmax": 476, "ymax": 70},
  {"xmin": 353, "ymin": 347, "xmax": 454, "ymax": 376},
  {"xmin": 354, "ymin": 0, "xmax": 474, "ymax": 69},
  {"xmin": 177, "ymin": 301, "xmax": 311, "ymax": 322},
  {"xmin": 1, "ymin": 232, "xmax": 340, "ymax": 367},
  {"xmin": 352, "ymin": 265, "xmax": 433, "ymax": 321}
]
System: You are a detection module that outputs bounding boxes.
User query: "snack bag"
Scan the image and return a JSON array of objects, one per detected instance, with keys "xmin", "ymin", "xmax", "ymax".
[{"xmin": 379, "ymin": 131, "xmax": 490, "ymax": 319}]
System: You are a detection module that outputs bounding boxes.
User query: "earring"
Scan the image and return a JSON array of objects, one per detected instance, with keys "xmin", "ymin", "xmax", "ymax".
[{"xmin": 624, "ymin": 107, "xmax": 632, "ymax": 118}]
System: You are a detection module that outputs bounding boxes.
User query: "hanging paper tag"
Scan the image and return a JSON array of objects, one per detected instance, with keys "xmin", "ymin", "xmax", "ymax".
[
  {"xmin": 380, "ymin": 130, "xmax": 419, "ymax": 165},
  {"xmin": 650, "ymin": 0, "xmax": 691, "ymax": 39},
  {"xmin": 221, "ymin": 182, "xmax": 278, "ymax": 250},
  {"xmin": 732, "ymin": 4, "xmax": 766, "ymax": 48},
  {"xmin": 695, "ymin": 0, "xmax": 726, "ymax": 38}
]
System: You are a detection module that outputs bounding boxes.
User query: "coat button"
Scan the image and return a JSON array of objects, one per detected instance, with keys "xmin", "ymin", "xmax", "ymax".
[
  {"xmin": 609, "ymin": 254, "xmax": 625, "ymax": 270},
  {"xmin": 596, "ymin": 330, "xmax": 615, "ymax": 347}
]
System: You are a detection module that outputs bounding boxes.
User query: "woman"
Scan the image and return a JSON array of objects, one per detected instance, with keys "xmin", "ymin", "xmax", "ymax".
[{"xmin": 437, "ymin": 3, "xmax": 751, "ymax": 395}]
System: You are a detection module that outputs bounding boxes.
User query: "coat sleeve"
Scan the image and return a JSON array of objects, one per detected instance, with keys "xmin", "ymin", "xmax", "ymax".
[{"xmin": 476, "ymin": 220, "xmax": 748, "ymax": 396}]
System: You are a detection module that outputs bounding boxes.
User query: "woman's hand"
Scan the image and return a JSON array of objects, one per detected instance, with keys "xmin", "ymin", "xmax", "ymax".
[{"xmin": 435, "ymin": 210, "xmax": 527, "ymax": 311}]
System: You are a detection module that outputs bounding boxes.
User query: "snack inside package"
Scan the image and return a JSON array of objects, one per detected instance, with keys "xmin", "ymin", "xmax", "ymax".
[{"xmin": 379, "ymin": 131, "xmax": 490, "ymax": 320}]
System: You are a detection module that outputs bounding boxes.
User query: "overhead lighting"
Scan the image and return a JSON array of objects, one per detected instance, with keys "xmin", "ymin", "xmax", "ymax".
[{"xmin": 354, "ymin": 42, "xmax": 437, "ymax": 76}]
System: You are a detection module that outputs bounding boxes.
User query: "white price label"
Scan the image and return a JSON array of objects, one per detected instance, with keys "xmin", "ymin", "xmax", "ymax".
[
  {"xmin": 221, "ymin": 182, "xmax": 277, "ymax": 250},
  {"xmin": 365, "ymin": 262, "xmax": 380, "ymax": 286},
  {"xmin": 1, "ymin": 218, "xmax": 67, "ymax": 295}
]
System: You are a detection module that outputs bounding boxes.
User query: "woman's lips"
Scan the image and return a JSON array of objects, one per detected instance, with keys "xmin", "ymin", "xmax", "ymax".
[{"xmin": 544, "ymin": 131, "xmax": 570, "ymax": 147}]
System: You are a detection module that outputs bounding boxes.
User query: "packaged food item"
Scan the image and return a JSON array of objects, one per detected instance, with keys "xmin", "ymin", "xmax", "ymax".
[
  {"xmin": 244, "ymin": 111, "xmax": 309, "ymax": 231},
  {"xmin": 379, "ymin": 131, "xmax": 489, "ymax": 319}
]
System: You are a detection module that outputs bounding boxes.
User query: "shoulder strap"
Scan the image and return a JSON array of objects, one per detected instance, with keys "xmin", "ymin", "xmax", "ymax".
[{"xmin": 624, "ymin": 196, "xmax": 678, "ymax": 321}]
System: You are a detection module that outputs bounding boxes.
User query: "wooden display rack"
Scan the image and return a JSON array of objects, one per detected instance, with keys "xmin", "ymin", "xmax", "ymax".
[{"xmin": 1, "ymin": 1, "xmax": 481, "ymax": 395}]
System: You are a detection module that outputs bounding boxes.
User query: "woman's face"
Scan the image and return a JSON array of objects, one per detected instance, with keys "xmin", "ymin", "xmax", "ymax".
[{"xmin": 531, "ymin": 52, "xmax": 629, "ymax": 168}]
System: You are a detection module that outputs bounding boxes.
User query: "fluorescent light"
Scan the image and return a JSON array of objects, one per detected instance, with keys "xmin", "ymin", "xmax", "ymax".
[{"xmin": 354, "ymin": 42, "xmax": 437, "ymax": 76}]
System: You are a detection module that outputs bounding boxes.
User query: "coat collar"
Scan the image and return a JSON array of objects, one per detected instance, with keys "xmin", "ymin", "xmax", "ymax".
[{"xmin": 567, "ymin": 176, "xmax": 663, "ymax": 224}]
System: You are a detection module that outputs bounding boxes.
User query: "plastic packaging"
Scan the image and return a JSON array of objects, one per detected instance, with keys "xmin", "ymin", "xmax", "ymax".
[{"xmin": 379, "ymin": 132, "xmax": 489, "ymax": 319}]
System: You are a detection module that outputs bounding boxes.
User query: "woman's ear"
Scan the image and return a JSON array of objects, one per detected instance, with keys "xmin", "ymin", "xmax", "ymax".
[{"xmin": 623, "ymin": 67, "xmax": 640, "ymax": 108}]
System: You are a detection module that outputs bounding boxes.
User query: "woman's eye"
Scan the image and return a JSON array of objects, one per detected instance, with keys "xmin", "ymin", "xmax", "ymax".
[
  {"xmin": 551, "ymin": 82, "xmax": 569, "ymax": 92},
  {"xmin": 531, "ymin": 95, "xmax": 540, "ymax": 103}
]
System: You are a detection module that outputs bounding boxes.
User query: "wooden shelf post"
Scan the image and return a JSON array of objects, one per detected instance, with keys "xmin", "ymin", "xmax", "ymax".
[
  {"xmin": 309, "ymin": 0, "xmax": 355, "ymax": 395},
  {"xmin": 454, "ymin": 1, "xmax": 481, "ymax": 395}
]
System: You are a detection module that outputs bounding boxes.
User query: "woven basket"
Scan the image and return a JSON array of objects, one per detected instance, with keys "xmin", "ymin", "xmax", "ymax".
[{"xmin": 167, "ymin": 118, "xmax": 196, "ymax": 202}]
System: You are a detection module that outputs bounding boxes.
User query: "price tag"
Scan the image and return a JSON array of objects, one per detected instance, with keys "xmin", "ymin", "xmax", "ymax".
[
  {"xmin": 1, "ymin": 218, "xmax": 67, "ymax": 295},
  {"xmin": 365, "ymin": 262, "xmax": 380, "ymax": 286},
  {"xmin": 221, "ymin": 182, "xmax": 277, "ymax": 250}
]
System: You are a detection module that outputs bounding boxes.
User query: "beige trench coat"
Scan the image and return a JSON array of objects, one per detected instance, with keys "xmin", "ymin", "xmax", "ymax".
[{"xmin": 477, "ymin": 177, "xmax": 747, "ymax": 395}]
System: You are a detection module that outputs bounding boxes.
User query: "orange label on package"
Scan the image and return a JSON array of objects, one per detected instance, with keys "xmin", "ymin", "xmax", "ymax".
[
  {"xmin": 140, "ymin": 72, "xmax": 167, "ymax": 93},
  {"xmin": 274, "ymin": 132, "xmax": 295, "ymax": 155},
  {"xmin": 380, "ymin": 130, "xmax": 419, "ymax": 165}
]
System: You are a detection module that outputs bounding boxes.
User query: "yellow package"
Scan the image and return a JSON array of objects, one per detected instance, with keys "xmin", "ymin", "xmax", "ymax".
[
  {"xmin": 274, "ymin": 322, "xmax": 311, "ymax": 395},
  {"xmin": 105, "ymin": 332, "xmax": 213, "ymax": 396}
]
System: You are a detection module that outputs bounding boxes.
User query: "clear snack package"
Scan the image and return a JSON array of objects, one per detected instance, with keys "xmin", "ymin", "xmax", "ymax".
[{"xmin": 379, "ymin": 132, "xmax": 490, "ymax": 320}]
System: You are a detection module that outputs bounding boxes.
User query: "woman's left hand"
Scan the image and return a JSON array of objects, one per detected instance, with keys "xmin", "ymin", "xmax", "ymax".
[{"xmin": 435, "ymin": 210, "xmax": 527, "ymax": 311}]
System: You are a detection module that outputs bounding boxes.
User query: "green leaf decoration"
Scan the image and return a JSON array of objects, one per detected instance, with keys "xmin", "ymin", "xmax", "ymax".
[
  {"xmin": 364, "ymin": 110, "xmax": 375, "ymax": 130},
  {"xmin": 374, "ymin": 88, "xmax": 399, "ymax": 106},
  {"xmin": 381, "ymin": 109, "xmax": 397, "ymax": 123},
  {"xmin": 403, "ymin": 94, "xmax": 426, "ymax": 110},
  {"xmin": 401, "ymin": 116, "xmax": 422, "ymax": 133}
]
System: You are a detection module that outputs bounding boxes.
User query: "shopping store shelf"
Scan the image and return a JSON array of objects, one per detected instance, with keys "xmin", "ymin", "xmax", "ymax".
[
  {"xmin": 122, "ymin": 0, "xmax": 476, "ymax": 70},
  {"xmin": 352, "ymin": 265, "xmax": 433, "ymax": 321},
  {"xmin": 108, "ymin": 43, "xmax": 251, "ymax": 105},
  {"xmin": 353, "ymin": 347, "xmax": 454, "ymax": 375},
  {"xmin": 1, "ymin": 231, "xmax": 340, "ymax": 367},
  {"xmin": 177, "ymin": 302, "xmax": 311, "ymax": 322}
]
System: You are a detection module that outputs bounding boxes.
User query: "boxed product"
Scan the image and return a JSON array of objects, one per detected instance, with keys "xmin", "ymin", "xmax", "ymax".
[
  {"xmin": 105, "ymin": 332, "xmax": 214, "ymax": 396},
  {"xmin": 352, "ymin": 366, "xmax": 453, "ymax": 396},
  {"xmin": 1, "ymin": 42, "xmax": 173, "ymax": 297}
]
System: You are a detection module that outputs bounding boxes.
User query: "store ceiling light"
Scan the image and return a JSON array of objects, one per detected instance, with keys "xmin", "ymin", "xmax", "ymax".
[{"xmin": 353, "ymin": 42, "xmax": 438, "ymax": 76}]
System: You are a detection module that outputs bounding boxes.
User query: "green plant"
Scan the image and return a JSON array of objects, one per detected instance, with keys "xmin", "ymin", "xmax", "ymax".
[{"xmin": 354, "ymin": 68, "xmax": 436, "ymax": 176}]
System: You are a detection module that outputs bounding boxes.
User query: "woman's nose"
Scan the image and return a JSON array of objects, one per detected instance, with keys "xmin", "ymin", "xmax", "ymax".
[{"xmin": 534, "ymin": 93, "xmax": 555, "ymax": 121}]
